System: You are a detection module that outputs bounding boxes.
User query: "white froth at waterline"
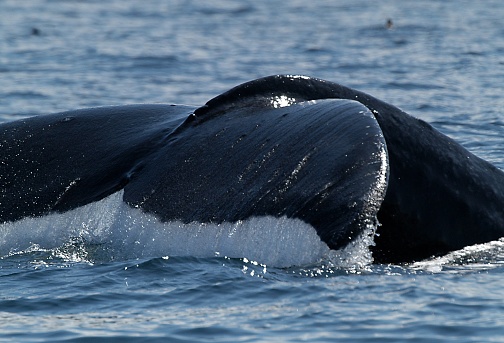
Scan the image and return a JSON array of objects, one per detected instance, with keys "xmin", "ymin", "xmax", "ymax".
[{"xmin": 0, "ymin": 190, "xmax": 377, "ymax": 267}]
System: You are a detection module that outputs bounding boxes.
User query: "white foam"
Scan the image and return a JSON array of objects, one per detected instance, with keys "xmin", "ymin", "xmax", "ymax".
[
  {"xmin": 411, "ymin": 238, "xmax": 504, "ymax": 273},
  {"xmin": 0, "ymin": 190, "xmax": 379, "ymax": 268}
]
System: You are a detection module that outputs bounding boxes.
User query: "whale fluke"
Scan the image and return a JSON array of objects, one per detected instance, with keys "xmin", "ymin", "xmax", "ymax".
[{"xmin": 2, "ymin": 75, "xmax": 504, "ymax": 263}]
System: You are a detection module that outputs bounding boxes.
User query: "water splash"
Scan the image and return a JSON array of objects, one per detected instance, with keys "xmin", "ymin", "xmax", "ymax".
[
  {"xmin": 410, "ymin": 238, "xmax": 504, "ymax": 273},
  {"xmin": 0, "ymin": 190, "xmax": 383, "ymax": 269}
]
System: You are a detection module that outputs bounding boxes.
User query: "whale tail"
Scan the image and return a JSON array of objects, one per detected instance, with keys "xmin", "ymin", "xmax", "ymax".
[{"xmin": 2, "ymin": 75, "xmax": 504, "ymax": 263}]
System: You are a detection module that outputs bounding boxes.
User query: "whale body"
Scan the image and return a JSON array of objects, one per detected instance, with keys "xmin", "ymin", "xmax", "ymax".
[{"xmin": 1, "ymin": 75, "xmax": 504, "ymax": 263}]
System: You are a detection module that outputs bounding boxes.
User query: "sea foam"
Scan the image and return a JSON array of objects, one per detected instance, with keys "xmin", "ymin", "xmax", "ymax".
[{"xmin": 0, "ymin": 190, "xmax": 377, "ymax": 268}]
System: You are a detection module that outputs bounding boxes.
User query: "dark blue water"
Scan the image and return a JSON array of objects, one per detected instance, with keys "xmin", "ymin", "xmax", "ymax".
[{"xmin": 1, "ymin": 0, "xmax": 504, "ymax": 342}]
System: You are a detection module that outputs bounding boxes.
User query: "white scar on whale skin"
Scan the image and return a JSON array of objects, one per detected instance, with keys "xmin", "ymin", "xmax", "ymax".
[{"xmin": 270, "ymin": 95, "xmax": 296, "ymax": 108}]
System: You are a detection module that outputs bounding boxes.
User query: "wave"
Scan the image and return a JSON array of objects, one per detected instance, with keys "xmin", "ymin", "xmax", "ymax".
[{"xmin": 410, "ymin": 238, "xmax": 504, "ymax": 273}]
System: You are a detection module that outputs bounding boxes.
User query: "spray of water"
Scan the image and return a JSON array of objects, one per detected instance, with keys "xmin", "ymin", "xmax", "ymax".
[{"xmin": 0, "ymin": 190, "xmax": 379, "ymax": 269}]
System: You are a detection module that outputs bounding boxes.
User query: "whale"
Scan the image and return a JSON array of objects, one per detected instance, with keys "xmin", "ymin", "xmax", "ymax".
[{"xmin": 1, "ymin": 75, "xmax": 504, "ymax": 264}]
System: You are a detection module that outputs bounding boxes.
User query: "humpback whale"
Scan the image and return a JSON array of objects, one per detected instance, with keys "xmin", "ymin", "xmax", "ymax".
[{"xmin": 1, "ymin": 75, "xmax": 504, "ymax": 263}]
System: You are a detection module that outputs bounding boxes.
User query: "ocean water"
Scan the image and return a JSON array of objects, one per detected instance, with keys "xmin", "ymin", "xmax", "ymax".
[{"xmin": 1, "ymin": 0, "xmax": 504, "ymax": 342}]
